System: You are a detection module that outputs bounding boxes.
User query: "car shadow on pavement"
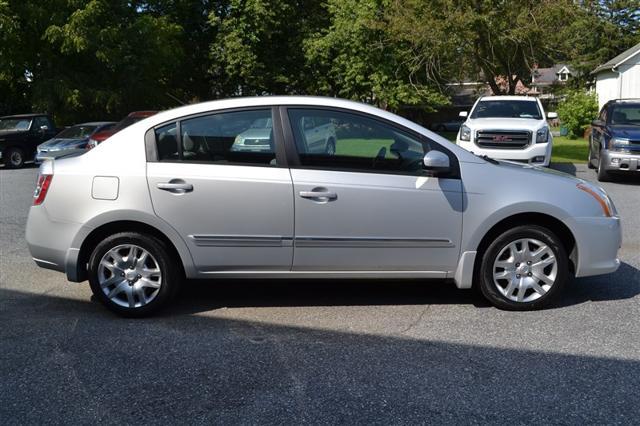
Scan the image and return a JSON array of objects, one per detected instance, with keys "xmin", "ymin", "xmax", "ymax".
[
  {"xmin": 165, "ymin": 261, "xmax": 639, "ymax": 315},
  {"xmin": 1, "ymin": 286, "xmax": 640, "ymax": 424}
]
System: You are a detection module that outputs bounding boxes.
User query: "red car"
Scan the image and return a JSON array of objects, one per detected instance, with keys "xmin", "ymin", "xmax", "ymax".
[{"xmin": 86, "ymin": 111, "xmax": 157, "ymax": 149}]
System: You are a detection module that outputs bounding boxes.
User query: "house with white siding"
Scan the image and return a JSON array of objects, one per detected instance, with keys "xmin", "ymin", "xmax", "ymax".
[{"xmin": 592, "ymin": 42, "xmax": 640, "ymax": 109}]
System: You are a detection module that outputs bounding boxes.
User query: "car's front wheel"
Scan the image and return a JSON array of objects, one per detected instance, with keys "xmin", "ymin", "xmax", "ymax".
[
  {"xmin": 587, "ymin": 140, "xmax": 596, "ymax": 169},
  {"xmin": 478, "ymin": 225, "xmax": 569, "ymax": 310},
  {"xmin": 88, "ymin": 232, "xmax": 179, "ymax": 317},
  {"xmin": 597, "ymin": 153, "xmax": 611, "ymax": 182}
]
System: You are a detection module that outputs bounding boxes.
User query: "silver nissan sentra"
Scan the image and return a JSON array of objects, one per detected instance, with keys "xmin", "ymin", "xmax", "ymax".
[{"xmin": 25, "ymin": 96, "xmax": 621, "ymax": 316}]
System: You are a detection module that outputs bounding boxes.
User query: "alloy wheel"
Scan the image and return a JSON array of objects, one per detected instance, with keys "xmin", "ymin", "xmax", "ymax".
[
  {"xmin": 492, "ymin": 238, "xmax": 557, "ymax": 303},
  {"xmin": 98, "ymin": 244, "xmax": 162, "ymax": 308}
]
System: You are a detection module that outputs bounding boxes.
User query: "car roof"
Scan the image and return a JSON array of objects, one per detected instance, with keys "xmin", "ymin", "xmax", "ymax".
[
  {"xmin": 0, "ymin": 113, "xmax": 48, "ymax": 119},
  {"xmin": 478, "ymin": 96, "xmax": 537, "ymax": 102}
]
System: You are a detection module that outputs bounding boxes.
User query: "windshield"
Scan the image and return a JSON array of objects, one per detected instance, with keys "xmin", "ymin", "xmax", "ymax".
[
  {"xmin": 471, "ymin": 100, "xmax": 542, "ymax": 119},
  {"xmin": 250, "ymin": 118, "xmax": 272, "ymax": 128},
  {"xmin": 611, "ymin": 105, "xmax": 640, "ymax": 126},
  {"xmin": 0, "ymin": 118, "xmax": 32, "ymax": 131},
  {"xmin": 112, "ymin": 116, "xmax": 143, "ymax": 132},
  {"xmin": 56, "ymin": 125, "xmax": 99, "ymax": 139}
]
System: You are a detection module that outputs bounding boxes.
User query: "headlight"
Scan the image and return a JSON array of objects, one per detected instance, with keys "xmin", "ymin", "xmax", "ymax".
[
  {"xmin": 536, "ymin": 127, "xmax": 549, "ymax": 143},
  {"xmin": 612, "ymin": 137, "xmax": 630, "ymax": 148},
  {"xmin": 459, "ymin": 125, "xmax": 471, "ymax": 142},
  {"xmin": 234, "ymin": 135, "xmax": 243, "ymax": 145},
  {"xmin": 576, "ymin": 183, "xmax": 617, "ymax": 217}
]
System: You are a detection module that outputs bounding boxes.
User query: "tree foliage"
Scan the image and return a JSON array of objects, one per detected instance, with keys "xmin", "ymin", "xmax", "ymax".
[
  {"xmin": 0, "ymin": 0, "xmax": 638, "ymax": 123},
  {"xmin": 557, "ymin": 90, "xmax": 599, "ymax": 138}
]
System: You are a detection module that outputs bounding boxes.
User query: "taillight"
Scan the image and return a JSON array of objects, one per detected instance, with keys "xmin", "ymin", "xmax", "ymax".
[{"xmin": 33, "ymin": 174, "xmax": 53, "ymax": 205}]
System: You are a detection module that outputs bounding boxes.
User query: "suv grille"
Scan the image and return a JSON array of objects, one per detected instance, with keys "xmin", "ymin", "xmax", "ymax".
[{"xmin": 476, "ymin": 130, "xmax": 531, "ymax": 149}]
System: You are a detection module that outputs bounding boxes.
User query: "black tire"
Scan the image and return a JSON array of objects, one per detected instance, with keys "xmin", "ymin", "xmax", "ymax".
[
  {"xmin": 88, "ymin": 232, "xmax": 180, "ymax": 317},
  {"xmin": 4, "ymin": 147, "xmax": 25, "ymax": 168},
  {"xmin": 587, "ymin": 142, "xmax": 596, "ymax": 169},
  {"xmin": 597, "ymin": 153, "xmax": 611, "ymax": 182},
  {"xmin": 477, "ymin": 225, "xmax": 569, "ymax": 311}
]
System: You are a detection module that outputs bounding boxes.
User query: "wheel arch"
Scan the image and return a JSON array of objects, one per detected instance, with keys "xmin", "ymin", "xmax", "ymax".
[
  {"xmin": 73, "ymin": 218, "xmax": 195, "ymax": 282},
  {"xmin": 472, "ymin": 212, "xmax": 578, "ymax": 283}
]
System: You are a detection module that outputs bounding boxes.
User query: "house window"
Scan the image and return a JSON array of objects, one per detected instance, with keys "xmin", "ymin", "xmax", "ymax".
[{"xmin": 559, "ymin": 72, "xmax": 568, "ymax": 81}]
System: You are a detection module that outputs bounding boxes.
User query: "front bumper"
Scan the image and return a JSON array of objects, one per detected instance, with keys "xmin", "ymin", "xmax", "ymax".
[
  {"xmin": 571, "ymin": 216, "xmax": 621, "ymax": 277},
  {"xmin": 601, "ymin": 150, "xmax": 640, "ymax": 172},
  {"xmin": 457, "ymin": 139, "xmax": 552, "ymax": 166}
]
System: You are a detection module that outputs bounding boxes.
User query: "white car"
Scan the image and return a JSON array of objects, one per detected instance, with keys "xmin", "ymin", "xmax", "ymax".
[{"xmin": 456, "ymin": 96, "xmax": 557, "ymax": 167}]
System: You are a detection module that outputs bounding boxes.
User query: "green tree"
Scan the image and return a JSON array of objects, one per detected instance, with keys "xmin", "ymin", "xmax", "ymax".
[
  {"xmin": 555, "ymin": 0, "xmax": 640, "ymax": 82},
  {"xmin": 209, "ymin": 0, "xmax": 327, "ymax": 96},
  {"xmin": 305, "ymin": 0, "xmax": 449, "ymax": 110},
  {"xmin": 387, "ymin": 0, "xmax": 578, "ymax": 95},
  {"xmin": 557, "ymin": 90, "xmax": 599, "ymax": 138}
]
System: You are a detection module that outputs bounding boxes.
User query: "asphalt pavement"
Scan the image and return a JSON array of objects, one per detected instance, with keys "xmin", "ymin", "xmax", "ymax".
[{"xmin": 1, "ymin": 163, "xmax": 639, "ymax": 425}]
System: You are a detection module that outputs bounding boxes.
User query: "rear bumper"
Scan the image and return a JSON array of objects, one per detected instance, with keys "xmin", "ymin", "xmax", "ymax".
[
  {"xmin": 572, "ymin": 216, "xmax": 621, "ymax": 277},
  {"xmin": 601, "ymin": 150, "xmax": 640, "ymax": 172},
  {"xmin": 457, "ymin": 140, "xmax": 552, "ymax": 166},
  {"xmin": 26, "ymin": 205, "xmax": 87, "ymax": 281}
]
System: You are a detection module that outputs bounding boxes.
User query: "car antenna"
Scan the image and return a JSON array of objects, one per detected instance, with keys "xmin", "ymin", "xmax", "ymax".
[{"xmin": 166, "ymin": 92, "xmax": 187, "ymax": 106}]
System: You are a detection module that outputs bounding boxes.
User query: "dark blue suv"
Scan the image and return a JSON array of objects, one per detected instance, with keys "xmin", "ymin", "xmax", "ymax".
[{"xmin": 590, "ymin": 100, "xmax": 640, "ymax": 181}]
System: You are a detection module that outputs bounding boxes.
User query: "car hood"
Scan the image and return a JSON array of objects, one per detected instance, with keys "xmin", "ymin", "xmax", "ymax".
[
  {"xmin": 494, "ymin": 159, "xmax": 583, "ymax": 184},
  {"xmin": 238, "ymin": 128, "xmax": 271, "ymax": 139},
  {"xmin": 39, "ymin": 137, "xmax": 87, "ymax": 149},
  {"xmin": 465, "ymin": 117, "xmax": 546, "ymax": 131},
  {"xmin": 610, "ymin": 125, "xmax": 640, "ymax": 138}
]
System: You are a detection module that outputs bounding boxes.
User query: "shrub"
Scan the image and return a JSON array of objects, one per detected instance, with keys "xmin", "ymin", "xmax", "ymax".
[{"xmin": 557, "ymin": 90, "xmax": 599, "ymax": 138}]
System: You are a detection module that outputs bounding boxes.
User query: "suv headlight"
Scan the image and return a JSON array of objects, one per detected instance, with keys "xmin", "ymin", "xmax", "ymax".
[
  {"xmin": 612, "ymin": 137, "xmax": 630, "ymax": 148},
  {"xmin": 459, "ymin": 124, "xmax": 471, "ymax": 142},
  {"xmin": 536, "ymin": 127, "xmax": 549, "ymax": 143}
]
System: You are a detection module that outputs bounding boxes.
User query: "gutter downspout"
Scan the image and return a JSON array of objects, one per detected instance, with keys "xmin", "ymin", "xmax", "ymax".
[{"xmin": 612, "ymin": 65, "xmax": 623, "ymax": 99}]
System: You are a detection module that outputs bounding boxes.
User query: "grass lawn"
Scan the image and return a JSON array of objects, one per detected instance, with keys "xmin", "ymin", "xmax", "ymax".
[{"xmin": 433, "ymin": 131, "xmax": 588, "ymax": 164}]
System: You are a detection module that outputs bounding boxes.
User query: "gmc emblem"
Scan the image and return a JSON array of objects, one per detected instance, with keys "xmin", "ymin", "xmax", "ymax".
[{"xmin": 493, "ymin": 135, "xmax": 512, "ymax": 142}]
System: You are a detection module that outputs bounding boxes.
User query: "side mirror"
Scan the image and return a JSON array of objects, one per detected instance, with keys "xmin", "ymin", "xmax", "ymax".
[
  {"xmin": 547, "ymin": 112, "xmax": 558, "ymax": 119},
  {"xmin": 423, "ymin": 150, "xmax": 450, "ymax": 174},
  {"xmin": 39, "ymin": 125, "xmax": 49, "ymax": 132},
  {"xmin": 592, "ymin": 119, "xmax": 604, "ymax": 127},
  {"xmin": 458, "ymin": 111, "xmax": 468, "ymax": 118}
]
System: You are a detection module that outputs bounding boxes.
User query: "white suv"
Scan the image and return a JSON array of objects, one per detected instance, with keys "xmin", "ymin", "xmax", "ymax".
[{"xmin": 456, "ymin": 96, "xmax": 557, "ymax": 167}]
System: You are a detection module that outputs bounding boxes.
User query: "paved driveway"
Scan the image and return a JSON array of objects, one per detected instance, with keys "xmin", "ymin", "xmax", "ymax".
[{"xmin": 1, "ymin": 164, "xmax": 639, "ymax": 424}]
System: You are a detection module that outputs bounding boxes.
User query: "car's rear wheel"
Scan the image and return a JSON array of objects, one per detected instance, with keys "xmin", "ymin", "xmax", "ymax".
[
  {"xmin": 478, "ymin": 225, "xmax": 569, "ymax": 310},
  {"xmin": 4, "ymin": 147, "xmax": 25, "ymax": 168},
  {"xmin": 88, "ymin": 232, "xmax": 179, "ymax": 317}
]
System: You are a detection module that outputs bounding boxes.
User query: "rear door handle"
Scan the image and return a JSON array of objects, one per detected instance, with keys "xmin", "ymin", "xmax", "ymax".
[
  {"xmin": 299, "ymin": 190, "xmax": 337, "ymax": 200},
  {"xmin": 157, "ymin": 180, "xmax": 193, "ymax": 193}
]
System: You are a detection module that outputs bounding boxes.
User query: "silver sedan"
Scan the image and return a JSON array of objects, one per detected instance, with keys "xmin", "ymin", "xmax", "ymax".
[{"xmin": 25, "ymin": 97, "xmax": 621, "ymax": 316}]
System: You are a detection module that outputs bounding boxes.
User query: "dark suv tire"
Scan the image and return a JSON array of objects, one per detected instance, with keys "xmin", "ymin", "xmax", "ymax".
[
  {"xmin": 4, "ymin": 147, "xmax": 25, "ymax": 168},
  {"xmin": 88, "ymin": 232, "xmax": 180, "ymax": 317},
  {"xmin": 478, "ymin": 225, "xmax": 569, "ymax": 310}
]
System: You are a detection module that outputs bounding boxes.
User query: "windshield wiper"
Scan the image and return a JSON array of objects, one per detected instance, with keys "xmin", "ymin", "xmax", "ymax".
[{"xmin": 479, "ymin": 154, "xmax": 499, "ymax": 164}]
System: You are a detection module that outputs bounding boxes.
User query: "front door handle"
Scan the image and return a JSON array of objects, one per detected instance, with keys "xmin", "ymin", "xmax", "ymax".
[
  {"xmin": 157, "ymin": 180, "xmax": 193, "ymax": 194},
  {"xmin": 299, "ymin": 189, "xmax": 337, "ymax": 200}
]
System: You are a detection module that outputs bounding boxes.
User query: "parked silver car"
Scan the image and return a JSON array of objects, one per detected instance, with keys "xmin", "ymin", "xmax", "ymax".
[
  {"xmin": 26, "ymin": 97, "xmax": 621, "ymax": 316},
  {"xmin": 35, "ymin": 122, "xmax": 115, "ymax": 164}
]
